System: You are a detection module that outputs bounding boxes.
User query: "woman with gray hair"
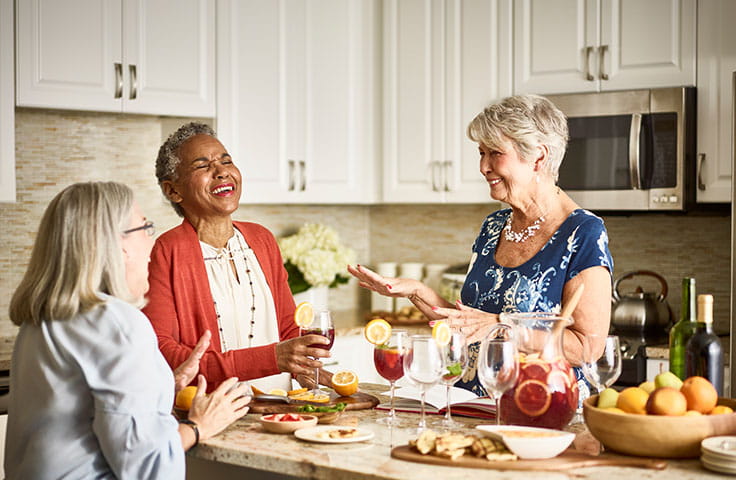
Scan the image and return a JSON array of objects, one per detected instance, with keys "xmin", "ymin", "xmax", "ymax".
[
  {"xmin": 6, "ymin": 182, "xmax": 249, "ymax": 479},
  {"xmin": 349, "ymin": 94, "xmax": 613, "ymax": 397}
]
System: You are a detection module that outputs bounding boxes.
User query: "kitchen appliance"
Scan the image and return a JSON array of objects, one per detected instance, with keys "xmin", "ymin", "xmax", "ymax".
[
  {"xmin": 547, "ymin": 87, "xmax": 696, "ymax": 211},
  {"xmin": 610, "ymin": 270, "xmax": 675, "ymax": 386}
]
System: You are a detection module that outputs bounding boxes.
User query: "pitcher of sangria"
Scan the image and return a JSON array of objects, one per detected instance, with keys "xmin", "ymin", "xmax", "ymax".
[{"xmin": 497, "ymin": 312, "xmax": 579, "ymax": 429}]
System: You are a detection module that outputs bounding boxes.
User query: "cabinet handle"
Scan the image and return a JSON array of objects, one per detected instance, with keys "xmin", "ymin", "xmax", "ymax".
[
  {"xmin": 697, "ymin": 153, "xmax": 706, "ymax": 191},
  {"xmin": 430, "ymin": 161, "xmax": 439, "ymax": 192},
  {"xmin": 129, "ymin": 64, "xmax": 137, "ymax": 100},
  {"xmin": 599, "ymin": 45, "xmax": 609, "ymax": 80},
  {"xmin": 443, "ymin": 161, "xmax": 451, "ymax": 192},
  {"xmin": 628, "ymin": 113, "xmax": 642, "ymax": 189},
  {"xmin": 585, "ymin": 46, "xmax": 595, "ymax": 81},
  {"xmin": 299, "ymin": 160, "xmax": 306, "ymax": 191},
  {"xmin": 288, "ymin": 160, "xmax": 295, "ymax": 191},
  {"xmin": 114, "ymin": 63, "xmax": 123, "ymax": 98}
]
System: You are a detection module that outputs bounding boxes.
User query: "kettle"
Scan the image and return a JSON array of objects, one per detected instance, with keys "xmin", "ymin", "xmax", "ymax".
[{"xmin": 611, "ymin": 270, "xmax": 674, "ymax": 343}]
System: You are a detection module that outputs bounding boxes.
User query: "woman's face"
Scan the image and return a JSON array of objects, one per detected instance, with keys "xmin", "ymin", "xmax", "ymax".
[
  {"xmin": 165, "ymin": 134, "xmax": 242, "ymax": 219},
  {"xmin": 478, "ymin": 136, "xmax": 536, "ymax": 204},
  {"xmin": 121, "ymin": 202, "xmax": 155, "ymax": 300}
]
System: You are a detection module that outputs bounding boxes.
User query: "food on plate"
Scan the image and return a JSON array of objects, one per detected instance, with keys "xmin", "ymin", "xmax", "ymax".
[
  {"xmin": 331, "ymin": 370, "xmax": 359, "ymax": 397},
  {"xmin": 431, "ymin": 321, "xmax": 451, "ymax": 346},
  {"xmin": 251, "ymin": 384, "xmax": 266, "ymax": 396},
  {"xmin": 409, "ymin": 430, "xmax": 517, "ymax": 462},
  {"xmin": 616, "ymin": 387, "xmax": 649, "ymax": 414},
  {"xmin": 681, "ymin": 376, "xmax": 718, "ymax": 414},
  {"xmin": 645, "ymin": 387, "xmax": 687, "ymax": 416},
  {"xmin": 297, "ymin": 402, "xmax": 347, "ymax": 413},
  {"xmin": 366, "ymin": 306, "xmax": 426, "ymax": 325},
  {"xmin": 364, "ymin": 318, "xmax": 392, "ymax": 345},
  {"xmin": 262, "ymin": 413, "xmax": 306, "ymax": 422},
  {"xmin": 654, "ymin": 371, "xmax": 684, "ymax": 390},
  {"xmin": 294, "ymin": 302, "xmax": 315, "ymax": 327},
  {"xmin": 174, "ymin": 386, "xmax": 198, "ymax": 411},
  {"xmin": 317, "ymin": 428, "xmax": 358, "ymax": 439},
  {"xmin": 596, "ymin": 388, "xmax": 619, "ymax": 409}
]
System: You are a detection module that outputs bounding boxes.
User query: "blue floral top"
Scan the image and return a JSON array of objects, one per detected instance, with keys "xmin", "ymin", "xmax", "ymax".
[{"xmin": 456, "ymin": 208, "xmax": 614, "ymax": 403}]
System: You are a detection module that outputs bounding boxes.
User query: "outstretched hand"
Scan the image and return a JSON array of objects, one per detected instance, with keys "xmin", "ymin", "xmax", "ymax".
[
  {"xmin": 347, "ymin": 264, "xmax": 421, "ymax": 298},
  {"xmin": 431, "ymin": 301, "xmax": 498, "ymax": 343},
  {"xmin": 174, "ymin": 330, "xmax": 211, "ymax": 393}
]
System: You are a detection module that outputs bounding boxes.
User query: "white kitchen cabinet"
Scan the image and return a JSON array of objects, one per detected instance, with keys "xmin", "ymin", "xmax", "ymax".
[
  {"xmin": 695, "ymin": 0, "xmax": 735, "ymax": 204},
  {"xmin": 383, "ymin": 0, "xmax": 512, "ymax": 203},
  {"xmin": 16, "ymin": 0, "xmax": 215, "ymax": 117},
  {"xmin": 216, "ymin": 0, "xmax": 379, "ymax": 204},
  {"xmin": 0, "ymin": 0, "xmax": 15, "ymax": 203},
  {"xmin": 514, "ymin": 0, "xmax": 696, "ymax": 95}
]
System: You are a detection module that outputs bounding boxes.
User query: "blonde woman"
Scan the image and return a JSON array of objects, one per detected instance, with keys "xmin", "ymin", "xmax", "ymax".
[{"xmin": 5, "ymin": 182, "xmax": 249, "ymax": 479}]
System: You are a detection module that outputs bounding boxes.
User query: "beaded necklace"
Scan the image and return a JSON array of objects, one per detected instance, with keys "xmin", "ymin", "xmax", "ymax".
[{"xmin": 503, "ymin": 211, "xmax": 546, "ymax": 243}]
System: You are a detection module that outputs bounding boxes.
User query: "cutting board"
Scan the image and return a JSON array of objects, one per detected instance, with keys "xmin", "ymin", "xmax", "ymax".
[
  {"xmin": 391, "ymin": 446, "xmax": 667, "ymax": 471},
  {"xmin": 249, "ymin": 391, "xmax": 379, "ymax": 414}
]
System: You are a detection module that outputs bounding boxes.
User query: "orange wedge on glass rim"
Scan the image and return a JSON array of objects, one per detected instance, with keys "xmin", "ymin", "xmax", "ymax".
[
  {"xmin": 294, "ymin": 301, "xmax": 314, "ymax": 327},
  {"xmin": 432, "ymin": 320, "xmax": 451, "ymax": 346},
  {"xmin": 364, "ymin": 318, "xmax": 392, "ymax": 345}
]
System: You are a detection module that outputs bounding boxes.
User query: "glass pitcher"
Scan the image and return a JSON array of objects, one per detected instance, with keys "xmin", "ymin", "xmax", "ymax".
[{"xmin": 497, "ymin": 312, "xmax": 579, "ymax": 429}]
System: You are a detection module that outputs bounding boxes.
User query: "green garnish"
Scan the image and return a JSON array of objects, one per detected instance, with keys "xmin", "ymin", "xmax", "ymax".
[
  {"xmin": 296, "ymin": 402, "xmax": 347, "ymax": 413},
  {"xmin": 446, "ymin": 363, "xmax": 462, "ymax": 377}
]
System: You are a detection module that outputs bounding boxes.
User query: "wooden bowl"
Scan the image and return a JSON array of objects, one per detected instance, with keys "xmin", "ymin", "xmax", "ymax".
[
  {"xmin": 259, "ymin": 414, "xmax": 318, "ymax": 434},
  {"xmin": 583, "ymin": 396, "xmax": 736, "ymax": 458}
]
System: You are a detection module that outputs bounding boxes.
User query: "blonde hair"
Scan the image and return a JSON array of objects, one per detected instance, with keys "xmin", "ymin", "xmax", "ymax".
[
  {"xmin": 467, "ymin": 94, "xmax": 569, "ymax": 181},
  {"xmin": 9, "ymin": 182, "xmax": 136, "ymax": 326}
]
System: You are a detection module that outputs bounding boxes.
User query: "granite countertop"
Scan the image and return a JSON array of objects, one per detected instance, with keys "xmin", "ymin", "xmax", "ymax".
[{"xmin": 190, "ymin": 384, "xmax": 721, "ymax": 479}]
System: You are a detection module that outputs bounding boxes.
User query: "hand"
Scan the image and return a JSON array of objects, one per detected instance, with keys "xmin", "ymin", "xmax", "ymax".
[
  {"xmin": 173, "ymin": 330, "xmax": 211, "ymax": 393},
  {"xmin": 295, "ymin": 368, "xmax": 335, "ymax": 389},
  {"xmin": 431, "ymin": 301, "xmax": 498, "ymax": 343},
  {"xmin": 275, "ymin": 335, "xmax": 331, "ymax": 377},
  {"xmin": 187, "ymin": 375, "xmax": 251, "ymax": 441},
  {"xmin": 347, "ymin": 264, "xmax": 422, "ymax": 298}
]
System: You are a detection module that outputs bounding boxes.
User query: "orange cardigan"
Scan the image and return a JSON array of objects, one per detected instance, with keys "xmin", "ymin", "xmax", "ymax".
[{"xmin": 142, "ymin": 219, "xmax": 298, "ymax": 389}]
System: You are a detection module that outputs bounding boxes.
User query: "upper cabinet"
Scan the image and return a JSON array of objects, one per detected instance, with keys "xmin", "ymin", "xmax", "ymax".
[
  {"xmin": 216, "ymin": 0, "xmax": 379, "ymax": 204},
  {"xmin": 696, "ymin": 0, "xmax": 735, "ymax": 203},
  {"xmin": 1, "ymin": 0, "xmax": 15, "ymax": 203},
  {"xmin": 383, "ymin": 0, "xmax": 512, "ymax": 203},
  {"xmin": 514, "ymin": 0, "xmax": 696, "ymax": 95},
  {"xmin": 16, "ymin": 0, "xmax": 215, "ymax": 117}
]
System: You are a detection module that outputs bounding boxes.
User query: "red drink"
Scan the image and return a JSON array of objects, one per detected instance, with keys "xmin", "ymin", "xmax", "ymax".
[
  {"xmin": 499, "ymin": 355, "xmax": 578, "ymax": 429},
  {"xmin": 300, "ymin": 327, "xmax": 335, "ymax": 350},
  {"xmin": 374, "ymin": 347, "xmax": 404, "ymax": 381}
]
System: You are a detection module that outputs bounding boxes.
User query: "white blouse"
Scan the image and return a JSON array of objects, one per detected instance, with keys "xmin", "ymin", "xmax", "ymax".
[{"xmin": 200, "ymin": 230, "xmax": 292, "ymax": 392}]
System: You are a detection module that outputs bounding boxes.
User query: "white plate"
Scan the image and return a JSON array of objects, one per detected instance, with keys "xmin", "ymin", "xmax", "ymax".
[
  {"xmin": 476, "ymin": 425, "xmax": 575, "ymax": 460},
  {"xmin": 702, "ymin": 436, "xmax": 736, "ymax": 458},
  {"xmin": 294, "ymin": 426, "xmax": 375, "ymax": 444},
  {"xmin": 701, "ymin": 458, "xmax": 736, "ymax": 475}
]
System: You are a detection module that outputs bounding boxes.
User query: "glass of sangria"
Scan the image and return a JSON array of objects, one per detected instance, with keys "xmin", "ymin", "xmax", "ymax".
[
  {"xmin": 374, "ymin": 329, "xmax": 408, "ymax": 425},
  {"xmin": 299, "ymin": 309, "xmax": 335, "ymax": 394}
]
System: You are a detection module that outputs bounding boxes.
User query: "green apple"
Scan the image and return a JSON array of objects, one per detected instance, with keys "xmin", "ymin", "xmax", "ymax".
[
  {"xmin": 639, "ymin": 381, "xmax": 656, "ymax": 394},
  {"xmin": 597, "ymin": 387, "xmax": 619, "ymax": 409},
  {"xmin": 654, "ymin": 371, "xmax": 684, "ymax": 390}
]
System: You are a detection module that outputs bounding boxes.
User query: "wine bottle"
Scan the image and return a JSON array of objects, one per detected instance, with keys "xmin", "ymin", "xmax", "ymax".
[
  {"xmin": 668, "ymin": 278, "xmax": 697, "ymax": 380},
  {"xmin": 685, "ymin": 294, "xmax": 723, "ymax": 395}
]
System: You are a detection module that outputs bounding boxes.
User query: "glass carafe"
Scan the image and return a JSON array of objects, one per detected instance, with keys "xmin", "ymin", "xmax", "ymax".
[{"xmin": 498, "ymin": 312, "xmax": 578, "ymax": 429}]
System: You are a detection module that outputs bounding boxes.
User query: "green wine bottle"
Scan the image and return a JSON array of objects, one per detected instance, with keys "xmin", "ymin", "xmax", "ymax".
[{"xmin": 669, "ymin": 277, "xmax": 697, "ymax": 379}]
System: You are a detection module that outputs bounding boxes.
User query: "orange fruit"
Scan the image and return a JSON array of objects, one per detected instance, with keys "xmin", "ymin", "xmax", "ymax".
[
  {"xmin": 684, "ymin": 410, "xmax": 703, "ymax": 416},
  {"xmin": 175, "ymin": 386, "xmax": 198, "ymax": 411},
  {"xmin": 710, "ymin": 405, "xmax": 734, "ymax": 415},
  {"xmin": 681, "ymin": 376, "xmax": 718, "ymax": 414},
  {"xmin": 332, "ymin": 370, "xmax": 359, "ymax": 397},
  {"xmin": 294, "ymin": 302, "xmax": 314, "ymax": 327},
  {"xmin": 251, "ymin": 384, "xmax": 265, "ymax": 396},
  {"xmin": 431, "ymin": 321, "xmax": 451, "ymax": 346},
  {"xmin": 287, "ymin": 387, "xmax": 308, "ymax": 396},
  {"xmin": 616, "ymin": 387, "xmax": 649, "ymax": 415},
  {"xmin": 513, "ymin": 379, "xmax": 551, "ymax": 417},
  {"xmin": 364, "ymin": 318, "xmax": 391, "ymax": 345},
  {"xmin": 645, "ymin": 387, "xmax": 687, "ymax": 416}
]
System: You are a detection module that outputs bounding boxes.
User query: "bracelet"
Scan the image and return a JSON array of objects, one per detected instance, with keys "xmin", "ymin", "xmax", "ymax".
[{"xmin": 179, "ymin": 419, "xmax": 200, "ymax": 447}]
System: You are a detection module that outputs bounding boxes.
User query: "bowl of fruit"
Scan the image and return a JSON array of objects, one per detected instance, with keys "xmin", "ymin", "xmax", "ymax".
[
  {"xmin": 583, "ymin": 373, "xmax": 736, "ymax": 458},
  {"xmin": 259, "ymin": 413, "xmax": 318, "ymax": 433}
]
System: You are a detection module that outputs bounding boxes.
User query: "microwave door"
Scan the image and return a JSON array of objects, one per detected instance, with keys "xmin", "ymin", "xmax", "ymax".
[{"xmin": 629, "ymin": 113, "xmax": 643, "ymax": 190}]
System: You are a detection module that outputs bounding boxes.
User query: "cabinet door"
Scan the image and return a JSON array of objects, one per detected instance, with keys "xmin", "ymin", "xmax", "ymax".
[
  {"xmin": 696, "ymin": 0, "xmax": 735, "ymax": 203},
  {"xmin": 514, "ymin": 0, "xmax": 598, "ymax": 95},
  {"xmin": 16, "ymin": 0, "xmax": 123, "ymax": 111},
  {"xmin": 123, "ymin": 0, "xmax": 215, "ymax": 117},
  {"xmin": 600, "ymin": 0, "xmax": 696, "ymax": 91}
]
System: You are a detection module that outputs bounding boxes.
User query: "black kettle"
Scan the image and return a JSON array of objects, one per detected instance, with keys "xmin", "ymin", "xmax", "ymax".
[{"xmin": 611, "ymin": 270, "xmax": 674, "ymax": 342}]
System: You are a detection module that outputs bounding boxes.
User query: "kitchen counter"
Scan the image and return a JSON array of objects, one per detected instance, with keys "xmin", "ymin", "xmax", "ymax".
[{"xmin": 189, "ymin": 384, "xmax": 723, "ymax": 479}]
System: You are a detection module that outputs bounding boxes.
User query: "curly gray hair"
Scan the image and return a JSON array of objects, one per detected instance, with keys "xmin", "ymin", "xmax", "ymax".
[
  {"xmin": 155, "ymin": 122, "xmax": 216, "ymax": 217},
  {"xmin": 467, "ymin": 94, "xmax": 569, "ymax": 182}
]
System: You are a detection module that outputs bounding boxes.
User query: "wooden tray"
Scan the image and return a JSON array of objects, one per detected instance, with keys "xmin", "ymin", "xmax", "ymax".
[
  {"xmin": 391, "ymin": 446, "xmax": 667, "ymax": 471},
  {"xmin": 249, "ymin": 391, "xmax": 379, "ymax": 414}
]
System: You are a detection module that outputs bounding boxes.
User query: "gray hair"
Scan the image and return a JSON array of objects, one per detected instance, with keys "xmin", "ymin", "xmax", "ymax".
[
  {"xmin": 467, "ymin": 94, "xmax": 569, "ymax": 181},
  {"xmin": 9, "ymin": 182, "xmax": 136, "ymax": 326},
  {"xmin": 156, "ymin": 122, "xmax": 217, "ymax": 217}
]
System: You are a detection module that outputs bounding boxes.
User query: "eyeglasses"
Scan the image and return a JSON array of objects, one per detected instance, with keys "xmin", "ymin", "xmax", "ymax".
[{"xmin": 123, "ymin": 220, "xmax": 155, "ymax": 237}]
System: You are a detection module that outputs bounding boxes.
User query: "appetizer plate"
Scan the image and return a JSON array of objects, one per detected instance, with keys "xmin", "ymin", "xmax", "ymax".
[
  {"xmin": 476, "ymin": 425, "xmax": 575, "ymax": 460},
  {"xmin": 259, "ymin": 414, "xmax": 317, "ymax": 433},
  {"xmin": 294, "ymin": 426, "xmax": 374, "ymax": 444}
]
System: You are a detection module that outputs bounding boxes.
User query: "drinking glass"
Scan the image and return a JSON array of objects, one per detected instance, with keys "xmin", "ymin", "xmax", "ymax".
[
  {"xmin": 403, "ymin": 335, "xmax": 445, "ymax": 433},
  {"xmin": 374, "ymin": 329, "xmax": 409, "ymax": 425},
  {"xmin": 582, "ymin": 334, "xmax": 622, "ymax": 393},
  {"xmin": 439, "ymin": 331, "xmax": 467, "ymax": 429},
  {"xmin": 477, "ymin": 324, "xmax": 519, "ymax": 426},
  {"xmin": 299, "ymin": 310, "xmax": 335, "ymax": 394}
]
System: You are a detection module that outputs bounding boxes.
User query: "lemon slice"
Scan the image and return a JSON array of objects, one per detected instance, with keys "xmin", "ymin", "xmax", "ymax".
[
  {"xmin": 364, "ymin": 318, "xmax": 392, "ymax": 345},
  {"xmin": 432, "ymin": 320, "xmax": 451, "ymax": 346},
  {"xmin": 294, "ymin": 301, "xmax": 314, "ymax": 327},
  {"xmin": 268, "ymin": 388, "xmax": 288, "ymax": 397},
  {"xmin": 287, "ymin": 387, "xmax": 308, "ymax": 396},
  {"xmin": 332, "ymin": 370, "xmax": 359, "ymax": 397},
  {"xmin": 311, "ymin": 393, "xmax": 331, "ymax": 403}
]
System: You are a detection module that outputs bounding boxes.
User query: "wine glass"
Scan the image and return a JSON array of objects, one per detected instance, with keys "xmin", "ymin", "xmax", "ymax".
[
  {"xmin": 403, "ymin": 334, "xmax": 445, "ymax": 433},
  {"xmin": 438, "ymin": 331, "xmax": 467, "ymax": 429},
  {"xmin": 299, "ymin": 310, "xmax": 335, "ymax": 394},
  {"xmin": 582, "ymin": 334, "xmax": 622, "ymax": 393},
  {"xmin": 374, "ymin": 329, "xmax": 408, "ymax": 425},
  {"xmin": 477, "ymin": 324, "xmax": 519, "ymax": 426}
]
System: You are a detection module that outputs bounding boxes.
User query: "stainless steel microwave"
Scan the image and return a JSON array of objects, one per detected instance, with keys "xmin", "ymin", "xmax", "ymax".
[{"xmin": 546, "ymin": 87, "xmax": 695, "ymax": 211}]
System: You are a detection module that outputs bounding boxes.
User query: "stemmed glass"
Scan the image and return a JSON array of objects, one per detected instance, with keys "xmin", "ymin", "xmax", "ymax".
[
  {"xmin": 582, "ymin": 334, "xmax": 622, "ymax": 393},
  {"xmin": 477, "ymin": 324, "xmax": 519, "ymax": 426},
  {"xmin": 299, "ymin": 310, "xmax": 335, "ymax": 395},
  {"xmin": 374, "ymin": 329, "xmax": 409, "ymax": 425},
  {"xmin": 439, "ymin": 331, "xmax": 467, "ymax": 429},
  {"xmin": 403, "ymin": 334, "xmax": 445, "ymax": 433}
]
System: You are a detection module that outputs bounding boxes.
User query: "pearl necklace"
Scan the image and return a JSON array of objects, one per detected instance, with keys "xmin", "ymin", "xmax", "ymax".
[{"xmin": 503, "ymin": 211, "xmax": 546, "ymax": 243}]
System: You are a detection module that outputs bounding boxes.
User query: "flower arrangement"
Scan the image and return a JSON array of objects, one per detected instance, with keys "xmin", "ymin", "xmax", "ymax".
[{"xmin": 278, "ymin": 223, "xmax": 355, "ymax": 294}]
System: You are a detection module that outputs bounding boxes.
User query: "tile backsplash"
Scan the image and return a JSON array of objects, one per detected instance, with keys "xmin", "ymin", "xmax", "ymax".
[{"xmin": 0, "ymin": 110, "xmax": 731, "ymax": 339}]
